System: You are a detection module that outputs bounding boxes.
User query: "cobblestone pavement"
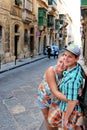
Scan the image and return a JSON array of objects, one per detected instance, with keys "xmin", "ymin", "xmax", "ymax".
[{"xmin": 0, "ymin": 54, "xmax": 48, "ymax": 130}]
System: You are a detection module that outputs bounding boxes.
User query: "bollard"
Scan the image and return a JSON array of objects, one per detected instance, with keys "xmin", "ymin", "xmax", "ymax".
[
  {"xmin": 0, "ymin": 55, "xmax": 1, "ymax": 69},
  {"xmin": 15, "ymin": 56, "xmax": 16, "ymax": 65}
]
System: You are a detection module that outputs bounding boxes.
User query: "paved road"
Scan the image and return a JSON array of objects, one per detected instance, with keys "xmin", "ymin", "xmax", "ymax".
[
  {"xmin": 0, "ymin": 57, "xmax": 57, "ymax": 130},
  {"xmin": 0, "ymin": 52, "xmax": 87, "ymax": 130}
]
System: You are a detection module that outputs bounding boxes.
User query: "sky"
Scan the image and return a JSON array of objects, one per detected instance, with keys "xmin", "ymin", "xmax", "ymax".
[{"xmin": 63, "ymin": 0, "xmax": 81, "ymax": 46}]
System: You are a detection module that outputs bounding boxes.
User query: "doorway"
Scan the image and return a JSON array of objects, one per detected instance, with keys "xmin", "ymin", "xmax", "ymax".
[
  {"xmin": 14, "ymin": 24, "xmax": 19, "ymax": 59},
  {"xmin": 14, "ymin": 36, "xmax": 19, "ymax": 59},
  {"xmin": 30, "ymin": 27, "xmax": 34, "ymax": 56}
]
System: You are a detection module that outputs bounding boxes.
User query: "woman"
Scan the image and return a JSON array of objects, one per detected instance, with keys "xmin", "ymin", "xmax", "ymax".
[
  {"xmin": 48, "ymin": 44, "xmax": 86, "ymax": 130},
  {"xmin": 37, "ymin": 54, "xmax": 67, "ymax": 130}
]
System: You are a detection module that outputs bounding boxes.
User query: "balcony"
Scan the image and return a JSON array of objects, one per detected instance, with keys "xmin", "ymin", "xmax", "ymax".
[
  {"xmin": 38, "ymin": 8, "xmax": 47, "ymax": 26},
  {"xmin": 38, "ymin": 17, "xmax": 47, "ymax": 26},
  {"xmin": 47, "ymin": 14, "xmax": 54, "ymax": 28},
  {"xmin": 55, "ymin": 19, "xmax": 60, "ymax": 30},
  {"xmin": 48, "ymin": 0, "xmax": 57, "ymax": 11},
  {"xmin": 23, "ymin": 0, "xmax": 32, "ymax": 12},
  {"xmin": 22, "ymin": 10, "xmax": 33, "ymax": 22},
  {"xmin": 22, "ymin": 0, "xmax": 33, "ymax": 22},
  {"xmin": 81, "ymin": 0, "xmax": 87, "ymax": 9},
  {"xmin": 59, "ymin": 14, "xmax": 65, "ymax": 20},
  {"xmin": 81, "ymin": 0, "xmax": 87, "ymax": 5},
  {"xmin": 41, "ymin": 0, "xmax": 48, "ymax": 6}
]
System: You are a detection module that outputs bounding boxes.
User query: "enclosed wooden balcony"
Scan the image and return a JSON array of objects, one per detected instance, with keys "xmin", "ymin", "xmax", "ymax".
[
  {"xmin": 41, "ymin": 0, "xmax": 48, "ymax": 6},
  {"xmin": 22, "ymin": 11, "xmax": 33, "ymax": 22},
  {"xmin": 48, "ymin": 0, "xmax": 57, "ymax": 11},
  {"xmin": 22, "ymin": 0, "xmax": 33, "ymax": 22},
  {"xmin": 38, "ymin": 8, "xmax": 47, "ymax": 26}
]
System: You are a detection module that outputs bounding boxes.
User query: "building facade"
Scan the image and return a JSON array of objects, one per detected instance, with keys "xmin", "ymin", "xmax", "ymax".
[
  {"xmin": 0, "ymin": 0, "xmax": 34, "ymax": 63},
  {"xmin": 81, "ymin": 0, "xmax": 87, "ymax": 65},
  {"xmin": 0, "ymin": 0, "xmax": 72, "ymax": 64}
]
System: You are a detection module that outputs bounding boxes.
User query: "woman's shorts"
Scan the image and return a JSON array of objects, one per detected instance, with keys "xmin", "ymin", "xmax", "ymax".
[{"xmin": 37, "ymin": 100, "xmax": 48, "ymax": 109}]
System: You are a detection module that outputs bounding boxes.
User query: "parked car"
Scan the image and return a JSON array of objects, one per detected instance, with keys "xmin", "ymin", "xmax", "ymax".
[{"xmin": 44, "ymin": 45, "xmax": 59, "ymax": 57}]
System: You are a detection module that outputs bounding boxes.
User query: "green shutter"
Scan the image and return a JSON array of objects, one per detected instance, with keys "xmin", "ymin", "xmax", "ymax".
[
  {"xmin": 81, "ymin": 0, "xmax": 87, "ymax": 5},
  {"xmin": 15, "ymin": 0, "xmax": 21, "ymax": 5},
  {"xmin": 38, "ymin": 17, "xmax": 43, "ymax": 26},
  {"xmin": 38, "ymin": 17, "xmax": 47, "ymax": 26},
  {"xmin": 38, "ymin": 8, "xmax": 47, "ymax": 26}
]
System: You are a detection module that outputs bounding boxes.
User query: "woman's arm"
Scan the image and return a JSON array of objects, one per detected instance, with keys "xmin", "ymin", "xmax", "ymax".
[{"xmin": 45, "ymin": 67, "xmax": 67, "ymax": 102}]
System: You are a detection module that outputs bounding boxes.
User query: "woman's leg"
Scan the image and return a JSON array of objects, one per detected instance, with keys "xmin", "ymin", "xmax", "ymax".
[{"xmin": 41, "ymin": 108, "xmax": 58, "ymax": 130}]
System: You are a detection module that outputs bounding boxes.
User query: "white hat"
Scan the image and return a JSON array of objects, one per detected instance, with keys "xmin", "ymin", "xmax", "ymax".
[{"xmin": 65, "ymin": 44, "xmax": 81, "ymax": 56}]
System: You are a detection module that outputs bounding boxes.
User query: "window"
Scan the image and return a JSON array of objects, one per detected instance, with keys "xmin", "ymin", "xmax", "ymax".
[
  {"xmin": 48, "ymin": 0, "xmax": 57, "ymax": 5},
  {"xmin": 30, "ymin": 28, "xmax": 34, "ymax": 34},
  {"xmin": 59, "ymin": 32, "xmax": 62, "ymax": 38},
  {"xmin": 15, "ymin": 25, "xmax": 19, "ymax": 33},
  {"xmin": 60, "ymin": 20, "xmax": 64, "ymax": 24},
  {"xmin": 47, "ymin": 15, "xmax": 54, "ymax": 27}
]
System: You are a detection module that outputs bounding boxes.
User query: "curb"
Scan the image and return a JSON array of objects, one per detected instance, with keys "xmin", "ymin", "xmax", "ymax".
[
  {"xmin": 0, "ymin": 56, "xmax": 47, "ymax": 74},
  {"xmin": 0, "ymin": 50, "xmax": 64, "ymax": 74}
]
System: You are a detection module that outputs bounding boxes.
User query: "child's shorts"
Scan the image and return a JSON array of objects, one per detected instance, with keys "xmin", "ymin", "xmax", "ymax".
[{"xmin": 48, "ymin": 106, "xmax": 83, "ymax": 129}]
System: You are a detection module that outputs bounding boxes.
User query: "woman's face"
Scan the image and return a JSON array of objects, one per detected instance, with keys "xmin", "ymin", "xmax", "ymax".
[
  {"xmin": 56, "ymin": 55, "xmax": 66, "ymax": 73},
  {"xmin": 64, "ymin": 51, "xmax": 79, "ymax": 69}
]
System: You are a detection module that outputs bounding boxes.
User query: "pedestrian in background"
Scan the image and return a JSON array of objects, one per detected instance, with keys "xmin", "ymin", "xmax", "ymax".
[
  {"xmin": 53, "ymin": 47, "xmax": 56, "ymax": 59},
  {"xmin": 47, "ymin": 46, "xmax": 51, "ymax": 59},
  {"xmin": 53, "ymin": 46, "xmax": 59, "ymax": 59}
]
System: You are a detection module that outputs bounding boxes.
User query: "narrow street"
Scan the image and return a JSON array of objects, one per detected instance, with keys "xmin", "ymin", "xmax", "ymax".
[
  {"xmin": 0, "ymin": 0, "xmax": 87, "ymax": 130},
  {"xmin": 0, "ymin": 57, "xmax": 57, "ymax": 130}
]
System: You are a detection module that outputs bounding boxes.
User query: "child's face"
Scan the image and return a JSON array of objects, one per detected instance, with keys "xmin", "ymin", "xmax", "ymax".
[
  {"xmin": 64, "ymin": 51, "xmax": 79, "ymax": 69},
  {"xmin": 56, "ymin": 56, "xmax": 66, "ymax": 73}
]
